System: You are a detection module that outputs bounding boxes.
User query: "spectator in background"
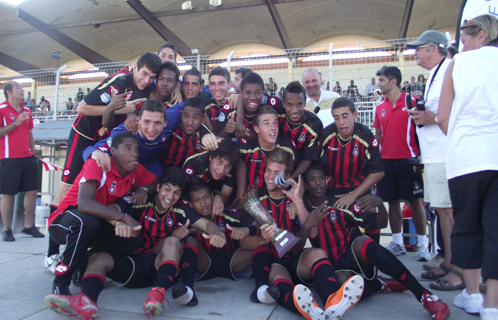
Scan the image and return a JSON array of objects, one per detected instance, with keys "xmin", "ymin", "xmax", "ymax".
[
  {"xmin": 410, "ymin": 76, "xmax": 421, "ymax": 94},
  {"xmin": 332, "ymin": 81, "xmax": 342, "ymax": 93},
  {"xmin": 365, "ymin": 77, "xmax": 378, "ymax": 96},
  {"xmin": 233, "ymin": 67, "xmax": 252, "ymax": 93},
  {"xmin": 347, "ymin": 79, "xmax": 358, "ymax": 96},
  {"xmin": 401, "ymin": 81, "xmax": 412, "ymax": 94},
  {"xmin": 86, "ymin": 88, "xmax": 91, "ymax": 95},
  {"xmin": 65, "ymin": 98, "xmax": 74, "ymax": 111},
  {"xmin": 30, "ymin": 99, "xmax": 37, "ymax": 111},
  {"xmin": 278, "ymin": 87, "xmax": 284, "ymax": 98},
  {"xmin": 39, "ymin": 96, "xmax": 50, "ymax": 112},
  {"xmin": 25, "ymin": 92, "xmax": 32, "ymax": 105},
  {"xmin": 418, "ymin": 75, "xmax": 426, "ymax": 93},
  {"xmin": 351, "ymin": 88, "xmax": 363, "ymax": 102},
  {"xmin": 447, "ymin": 46, "xmax": 459, "ymax": 59},
  {"xmin": 371, "ymin": 89, "xmax": 383, "ymax": 103},
  {"xmin": 326, "ymin": 81, "xmax": 330, "ymax": 91},
  {"xmin": 267, "ymin": 77, "xmax": 278, "ymax": 96},
  {"xmin": 342, "ymin": 89, "xmax": 349, "ymax": 98}
]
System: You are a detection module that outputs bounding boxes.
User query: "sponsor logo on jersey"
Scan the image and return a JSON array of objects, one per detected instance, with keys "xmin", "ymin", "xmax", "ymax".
[
  {"xmin": 181, "ymin": 199, "xmax": 189, "ymax": 205},
  {"xmin": 100, "ymin": 92, "xmax": 111, "ymax": 104},
  {"xmin": 371, "ymin": 138, "xmax": 378, "ymax": 148},
  {"xmin": 328, "ymin": 146, "xmax": 339, "ymax": 151},
  {"xmin": 145, "ymin": 216, "xmax": 157, "ymax": 223},
  {"xmin": 185, "ymin": 166, "xmax": 194, "ymax": 177},
  {"xmin": 251, "ymin": 159, "xmax": 262, "ymax": 163},
  {"xmin": 223, "ymin": 103, "xmax": 230, "ymax": 111},
  {"xmin": 109, "ymin": 181, "xmax": 116, "ymax": 194},
  {"xmin": 229, "ymin": 208, "xmax": 238, "ymax": 213},
  {"xmin": 63, "ymin": 169, "xmax": 70, "ymax": 177},
  {"xmin": 110, "ymin": 85, "xmax": 119, "ymax": 95},
  {"xmin": 173, "ymin": 133, "xmax": 183, "ymax": 140},
  {"xmin": 352, "ymin": 204, "xmax": 361, "ymax": 214},
  {"xmin": 218, "ymin": 112, "xmax": 226, "ymax": 122},
  {"xmin": 269, "ymin": 97, "xmax": 277, "ymax": 106},
  {"xmin": 240, "ymin": 138, "xmax": 248, "ymax": 144},
  {"xmin": 55, "ymin": 263, "xmax": 69, "ymax": 275}
]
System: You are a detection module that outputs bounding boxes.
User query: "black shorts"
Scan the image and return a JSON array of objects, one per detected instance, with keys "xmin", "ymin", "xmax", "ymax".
[
  {"xmin": 377, "ymin": 159, "xmax": 424, "ymax": 202},
  {"xmin": 270, "ymin": 249, "xmax": 311, "ymax": 286},
  {"xmin": 449, "ymin": 170, "xmax": 498, "ymax": 280},
  {"xmin": 333, "ymin": 238, "xmax": 376, "ymax": 281},
  {"xmin": 0, "ymin": 155, "xmax": 39, "ymax": 194},
  {"xmin": 195, "ymin": 248, "xmax": 252, "ymax": 281},
  {"xmin": 107, "ymin": 252, "xmax": 160, "ymax": 288},
  {"xmin": 61, "ymin": 129, "xmax": 95, "ymax": 185}
]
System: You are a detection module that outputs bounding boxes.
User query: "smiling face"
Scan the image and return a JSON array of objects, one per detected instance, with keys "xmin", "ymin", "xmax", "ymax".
[
  {"xmin": 182, "ymin": 74, "xmax": 202, "ymax": 99},
  {"xmin": 155, "ymin": 182, "xmax": 183, "ymax": 212},
  {"xmin": 111, "ymin": 137, "xmax": 139, "ymax": 175},
  {"xmin": 189, "ymin": 188, "xmax": 214, "ymax": 218},
  {"xmin": 302, "ymin": 69, "xmax": 321, "ymax": 98},
  {"xmin": 283, "ymin": 91, "xmax": 306, "ymax": 123},
  {"xmin": 181, "ymin": 105, "xmax": 203, "ymax": 135},
  {"xmin": 156, "ymin": 68, "xmax": 177, "ymax": 99},
  {"xmin": 133, "ymin": 64, "xmax": 157, "ymax": 90},
  {"xmin": 209, "ymin": 75, "xmax": 230, "ymax": 105},
  {"xmin": 208, "ymin": 155, "xmax": 233, "ymax": 181},
  {"xmin": 254, "ymin": 113, "xmax": 278, "ymax": 147},
  {"xmin": 264, "ymin": 161, "xmax": 287, "ymax": 192},
  {"xmin": 242, "ymin": 83, "xmax": 264, "ymax": 115},
  {"xmin": 304, "ymin": 168, "xmax": 327, "ymax": 200},
  {"xmin": 332, "ymin": 106, "xmax": 357, "ymax": 139},
  {"xmin": 138, "ymin": 110, "xmax": 166, "ymax": 141}
]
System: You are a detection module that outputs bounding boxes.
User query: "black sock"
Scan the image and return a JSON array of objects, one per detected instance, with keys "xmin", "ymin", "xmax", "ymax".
[
  {"xmin": 81, "ymin": 274, "xmax": 105, "ymax": 303},
  {"xmin": 362, "ymin": 278, "xmax": 382, "ymax": 299},
  {"xmin": 360, "ymin": 238, "xmax": 426, "ymax": 301},
  {"xmin": 47, "ymin": 205, "xmax": 59, "ymax": 256},
  {"xmin": 274, "ymin": 278, "xmax": 298, "ymax": 314},
  {"xmin": 311, "ymin": 258, "xmax": 339, "ymax": 304},
  {"xmin": 154, "ymin": 260, "xmax": 178, "ymax": 291},
  {"xmin": 364, "ymin": 228, "xmax": 380, "ymax": 243},
  {"xmin": 253, "ymin": 247, "xmax": 271, "ymax": 288},
  {"xmin": 180, "ymin": 244, "xmax": 198, "ymax": 290}
]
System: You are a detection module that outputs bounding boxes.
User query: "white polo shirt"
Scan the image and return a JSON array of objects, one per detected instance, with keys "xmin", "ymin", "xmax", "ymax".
[{"xmin": 305, "ymin": 89, "xmax": 340, "ymax": 127}]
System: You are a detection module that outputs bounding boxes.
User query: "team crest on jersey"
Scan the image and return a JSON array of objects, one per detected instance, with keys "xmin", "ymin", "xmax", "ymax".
[
  {"xmin": 110, "ymin": 85, "xmax": 119, "ymax": 95},
  {"xmin": 329, "ymin": 208, "xmax": 337, "ymax": 222},
  {"xmin": 167, "ymin": 216, "xmax": 174, "ymax": 227},
  {"xmin": 185, "ymin": 166, "xmax": 194, "ymax": 177},
  {"xmin": 298, "ymin": 132, "xmax": 306, "ymax": 143},
  {"xmin": 161, "ymin": 135, "xmax": 167, "ymax": 142},
  {"xmin": 173, "ymin": 133, "xmax": 183, "ymax": 140},
  {"xmin": 109, "ymin": 181, "xmax": 117, "ymax": 194},
  {"xmin": 285, "ymin": 199, "xmax": 291, "ymax": 212},
  {"xmin": 381, "ymin": 109, "xmax": 386, "ymax": 117},
  {"xmin": 181, "ymin": 199, "xmax": 189, "ymax": 205},
  {"xmin": 223, "ymin": 103, "xmax": 230, "ymax": 111},
  {"xmin": 240, "ymin": 138, "xmax": 248, "ymax": 144},
  {"xmin": 63, "ymin": 169, "xmax": 70, "ymax": 177},
  {"xmin": 219, "ymin": 221, "xmax": 226, "ymax": 232},
  {"xmin": 353, "ymin": 145, "xmax": 359, "ymax": 157},
  {"xmin": 269, "ymin": 97, "xmax": 277, "ymax": 107},
  {"xmin": 218, "ymin": 112, "xmax": 226, "ymax": 122},
  {"xmin": 10, "ymin": 113, "xmax": 14, "ymax": 120},
  {"xmin": 371, "ymin": 138, "xmax": 378, "ymax": 149},
  {"xmin": 196, "ymin": 141, "xmax": 202, "ymax": 150}
]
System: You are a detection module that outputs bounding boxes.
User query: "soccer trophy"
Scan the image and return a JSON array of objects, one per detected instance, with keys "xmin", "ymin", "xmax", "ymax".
[{"xmin": 237, "ymin": 182, "xmax": 300, "ymax": 258}]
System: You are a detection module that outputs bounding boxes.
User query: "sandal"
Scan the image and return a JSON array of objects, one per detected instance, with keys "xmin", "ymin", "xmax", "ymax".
[
  {"xmin": 421, "ymin": 262, "xmax": 450, "ymax": 280},
  {"xmin": 429, "ymin": 267, "xmax": 465, "ymax": 291}
]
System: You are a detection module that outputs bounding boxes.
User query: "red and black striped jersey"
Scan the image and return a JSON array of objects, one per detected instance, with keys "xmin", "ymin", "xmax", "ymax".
[
  {"xmin": 278, "ymin": 110, "xmax": 323, "ymax": 161},
  {"xmin": 258, "ymin": 187, "xmax": 300, "ymax": 258},
  {"xmin": 225, "ymin": 96, "xmax": 282, "ymax": 135},
  {"xmin": 237, "ymin": 136, "xmax": 298, "ymax": 189},
  {"xmin": 183, "ymin": 151, "xmax": 236, "ymax": 192},
  {"xmin": 118, "ymin": 195, "xmax": 203, "ymax": 254},
  {"xmin": 320, "ymin": 122, "xmax": 383, "ymax": 189},
  {"xmin": 74, "ymin": 70, "xmax": 152, "ymax": 141},
  {"xmin": 303, "ymin": 195, "xmax": 377, "ymax": 262},
  {"xmin": 195, "ymin": 207, "xmax": 254, "ymax": 253},
  {"xmin": 160, "ymin": 124, "xmax": 212, "ymax": 168},
  {"xmin": 203, "ymin": 99, "xmax": 232, "ymax": 135}
]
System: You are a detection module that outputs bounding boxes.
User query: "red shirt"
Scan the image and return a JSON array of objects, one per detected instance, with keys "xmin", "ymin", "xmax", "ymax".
[
  {"xmin": 0, "ymin": 101, "xmax": 34, "ymax": 159},
  {"xmin": 48, "ymin": 158, "xmax": 155, "ymax": 226},
  {"xmin": 373, "ymin": 92, "xmax": 419, "ymax": 159}
]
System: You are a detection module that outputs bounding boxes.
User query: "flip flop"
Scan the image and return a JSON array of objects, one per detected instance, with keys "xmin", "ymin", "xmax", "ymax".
[{"xmin": 421, "ymin": 262, "xmax": 450, "ymax": 280}]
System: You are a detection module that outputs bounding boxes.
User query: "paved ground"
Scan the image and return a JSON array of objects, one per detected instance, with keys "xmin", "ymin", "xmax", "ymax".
[{"xmin": 0, "ymin": 214, "xmax": 476, "ymax": 320}]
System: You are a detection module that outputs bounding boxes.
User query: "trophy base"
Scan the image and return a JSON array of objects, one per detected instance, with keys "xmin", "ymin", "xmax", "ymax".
[{"xmin": 273, "ymin": 231, "xmax": 301, "ymax": 258}]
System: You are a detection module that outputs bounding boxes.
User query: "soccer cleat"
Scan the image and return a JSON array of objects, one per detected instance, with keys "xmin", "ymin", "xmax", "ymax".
[
  {"xmin": 377, "ymin": 276, "xmax": 407, "ymax": 293},
  {"xmin": 250, "ymin": 285, "xmax": 280, "ymax": 304},
  {"xmin": 324, "ymin": 275, "xmax": 364, "ymax": 319},
  {"xmin": 417, "ymin": 244, "xmax": 431, "ymax": 261},
  {"xmin": 44, "ymin": 292, "xmax": 98, "ymax": 320},
  {"xmin": 421, "ymin": 291, "xmax": 450, "ymax": 320},
  {"xmin": 292, "ymin": 284, "xmax": 326, "ymax": 320},
  {"xmin": 143, "ymin": 287, "xmax": 166, "ymax": 316},
  {"xmin": 45, "ymin": 254, "xmax": 61, "ymax": 274},
  {"xmin": 385, "ymin": 241, "xmax": 407, "ymax": 256}
]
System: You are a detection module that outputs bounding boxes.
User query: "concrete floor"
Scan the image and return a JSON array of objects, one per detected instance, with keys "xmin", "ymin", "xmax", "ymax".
[{"xmin": 0, "ymin": 213, "xmax": 476, "ymax": 320}]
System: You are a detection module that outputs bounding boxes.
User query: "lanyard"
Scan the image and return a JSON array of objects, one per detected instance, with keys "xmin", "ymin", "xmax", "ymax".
[{"xmin": 425, "ymin": 58, "xmax": 446, "ymax": 102}]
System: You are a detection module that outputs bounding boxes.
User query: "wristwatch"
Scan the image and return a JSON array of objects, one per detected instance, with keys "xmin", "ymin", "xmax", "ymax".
[{"xmin": 434, "ymin": 115, "xmax": 438, "ymax": 124}]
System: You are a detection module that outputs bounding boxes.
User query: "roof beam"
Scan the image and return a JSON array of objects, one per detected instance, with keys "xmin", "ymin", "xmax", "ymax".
[
  {"xmin": 265, "ymin": 0, "xmax": 293, "ymax": 49},
  {"xmin": 16, "ymin": 9, "xmax": 110, "ymax": 64},
  {"xmin": 126, "ymin": 0, "xmax": 191, "ymax": 57},
  {"xmin": 0, "ymin": 51, "xmax": 38, "ymax": 72},
  {"xmin": 398, "ymin": 0, "xmax": 414, "ymax": 39}
]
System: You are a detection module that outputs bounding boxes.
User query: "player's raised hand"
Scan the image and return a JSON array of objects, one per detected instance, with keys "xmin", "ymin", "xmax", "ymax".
[
  {"xmin": 172, "ymin": 219, "xmax": 191, "ymax": 240},
  {"xmin": 225, "ymin": 116, "xmax": 236, "ymax": 134},
  {"xmin": 116, "ymin": 96, "xmax": 144, "ymax": 115},
  {"xmin": 171, "ymin": 86, "xmax": 183, "ymax": 105},
  {"xmin": 201, "ymin": 133, "xmax": 222, "ymax": 151},
  {"xmin": 107, "ymin": 90, "xmax": 130, "ymax": 113},
  {"xmin": 226, "ymin": 224, "xmax": 249, "ymax": 240},
  {"xmin": 202, "ymin": 231, "xmax": 226, "ymax": 248},
  {"xmin": 281, "ymin": 175, "xmax": 301, "ymax": 201},
  {"xmin": 227, "ymin": 94, "xmax": 238, "ymax": 110},
  {"xmin": 304, "ymin": 200, "xmax": 329, "ymax": 229},
  {"xmin": 114, "ymin": 221, "xmax": 142, "ymax": 238}
]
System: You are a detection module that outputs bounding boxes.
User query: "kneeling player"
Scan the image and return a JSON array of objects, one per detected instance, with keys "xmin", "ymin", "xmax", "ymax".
[
  {"xmin": 45, "ymin": 168, "xmax": 226, "ymax": 319},
  {"xmin": 303, "ymin": 166, "xmax": 450, "ymax": 320}
]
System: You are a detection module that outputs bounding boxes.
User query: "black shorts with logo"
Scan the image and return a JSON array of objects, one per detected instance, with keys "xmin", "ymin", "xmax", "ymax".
[{"xmin": 377, "ymin": 158, "xmax": 424, "ymax": 202}]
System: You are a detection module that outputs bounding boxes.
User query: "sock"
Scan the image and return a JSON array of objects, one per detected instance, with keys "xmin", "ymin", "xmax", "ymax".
[
  {"xmin": 361, "ymin": 278, "xmax": 382, "ymax": 299},
  {"xmin": 47, "ymin": 205, "xmax": 60, "ymax": 256},
  {"xmin": 274, "ymin": 278, "xmax": 298, "ymax": 314},
  {"xmin": 180, "ymin": 244, "xmax": 198, "ymax": 290},
  {"xmin": 154, "ymin": 260, "xmax": 178, "ymax": 291},
  {"xmin": 392, "ymin": 233, "xmax": 403, "ymax": 246},
  {"xmin": 417, "ymin": 235, "xmax": 427, "ymax": 247},
  {"xmin": 172, "ymin": 285, "xmax": 196, "ymax": 306},
  {"xmin": 364, "ymin": 228, "xmax": 380, "ymax": 243},
  {"xmin": 81, "ymin": 274, "xmax": 105, "ymax": 303},
  {"xmin": 250, "ymin": 247, "xmax": 272, "ymax": 303},
  {"xmin": 311, "ymin": 258, "xmax": 340, "ymax": 304},
  {"xmin": 360, "ymin": 238, "xmax": 425, "ymax": 301}
]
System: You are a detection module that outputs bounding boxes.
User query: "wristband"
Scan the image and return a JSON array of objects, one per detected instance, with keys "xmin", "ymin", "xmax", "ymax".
[
  {"xmin": 247, "ymin": 225, "xmax": 257, "ymax": 236},
  {"xmin": 121, "ymin": 213, "xmax": 127, "ymax": 222},
  {"xmin": 12, "ymin": 122, "xmax": 16, "ymax": 127},
  {"xmin": 140, "ymin": 187, "xmax": 148, "ymax": 192}
]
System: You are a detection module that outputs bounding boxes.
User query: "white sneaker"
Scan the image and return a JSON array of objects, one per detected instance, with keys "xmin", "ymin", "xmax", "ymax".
[
  {"xmin": 44, "ymin": 254, "xmax": 61, "ymax": 274},
  {"xmin": 385, "ymin": 241, "xmax": 407, "ymax": 256},
  {"xmin": 416, "ymin": 244, "xmax": 431, "ymax": 261},
  {"xmin": 481, "ymin": 306, "xmax": 498, "ymax": 320},
  {"xmin": 453, "ymin": 289, "xmax": 483, "ymax": 314}
]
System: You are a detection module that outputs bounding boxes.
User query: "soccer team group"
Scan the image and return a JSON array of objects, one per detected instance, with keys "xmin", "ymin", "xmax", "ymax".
[{"xmin": 42, "ymin": 42, "xmax": 451, "ymax": 320}]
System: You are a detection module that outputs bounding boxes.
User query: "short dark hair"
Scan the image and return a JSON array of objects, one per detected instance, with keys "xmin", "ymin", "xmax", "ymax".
[
  {"xmin": 158, "ymin": 42, "xmax": 177, "ymax": 59},
  {"xmin": 254, "ymin": 105, "xmax": 278, "ymax": 126},
  {"xmin": 3, "ymin": 80, "xmax": 15, "ymax": 99},
  {"xmin": 447, "ymin": 46, "xmax": 459, "ymax": 58},
  {"xmin": 182, "ymin": 97, "xmax": 205, "ymax": 114},
  {"xmin": 159, "ymin": 61, "xmax": 180, "ymax": 83},
  {"xmin": 111, "ymin": 132, "xmax": 137, "ymax": 149},
  {"xmin": 235, "ymin": 67, "xmax": 252, "ymax": 78},
  {"xmin": 183, "ymin": 67, "xmax": 203, "ymax": 84},
  {"xmin": 209, "ymin": 66, "xmax": 230, "ymax": 82},
  {"xmin": 241, "ymin": 71, "xmax": 264, "ymax": 92},
  {"xmin": 265, "ymin": 148, "xmax": 294, "ymax": 175},
  {"xmin": 303, "ymin": 166, "xmax": 326, "ymax": 182},
  {"xmin": 187, "ymin": 177, "xmax": 212, "ymax": 201},
  {"xmin": 159, "ymin": 167, "xmax": 188, "ymax": 191},
  {"xmin": 332, "ymin": 97, "xmax": 355, "ymax": 113},
  {"xmin": 376, "ymin": 66, "xmax": 402, "ymax": 87},
  {"xmin": 209, "ymin": 139, "xmax": 239, "ymax": 167},
  {"xmin": 283, "ymin": 81, "xmax": 306, "ymax": 102},
  {"xmin": 138, "ymin": 99, "xmax": 167, "ymax": 122},
  {"xmin": 136, "ymin": 52, "xmax": 162, "ymax": 76}
]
